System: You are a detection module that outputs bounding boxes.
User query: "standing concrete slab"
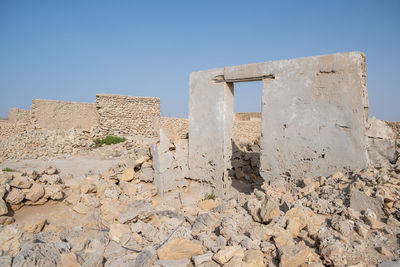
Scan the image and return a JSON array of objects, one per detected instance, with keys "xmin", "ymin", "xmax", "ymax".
[{"xmin": 189, "ymin": 52, "xmax": 369, "ymax": 195}]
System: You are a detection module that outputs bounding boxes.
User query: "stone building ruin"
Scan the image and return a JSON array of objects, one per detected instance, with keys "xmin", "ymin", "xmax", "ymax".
[
  {"xmin": 1, "ymin": 51, "xmax": 398, "ymax": 198},
  {"xmin": 188, "ymin": 52, "xmax": 370, "ymax": 196}
]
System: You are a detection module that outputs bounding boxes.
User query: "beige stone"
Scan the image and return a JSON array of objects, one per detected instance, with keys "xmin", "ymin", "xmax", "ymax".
[
  {"xmin": 198, "ymin": 199, "xmax": 217, "ymax": 211},
  {"xmin": 73, "ymin": 202, "xmax": 91, "ymax": 214},
  {"xmin": 60, "ymin": 253, "xmax": 80, "ymax": 267},
  {"xmin": 279, "ymin": 245, "xmax": 319, "ymax": 267},
  {"xmin": 223, "ymin": 256, "xmax": 243, "ymax": 267},
  {"xmin": 259, "ymin": 197, "xmax": 280, "ymax": 223},
  {"xmin": 24, "ymin": 183, "xmax": 45, "ymax": 202},
  {"xmin": 0, "ymin": 226, "xmax": 21, "ymax": 257},
  {"xmin": 109, "ymin": 223, "xmax": 131, "ymax": 243},
  {"xmin": 285, "ymin": 206, "xmax": 309, "ymax": 237},
  {"xmin": 10, "ymin": 174, "xmax": 32, "ymax": 189},
  {"xmin": 365, "ymin": 216, "xmax": 385, "ymax": 229},
  {"xmin": 242, "ymin": 249, "xmax": 264, "ymax": 267},
  {"xmin": 376, "ymin": 246, "xmax": 392, "ymax": 256},
  {"xmin": 135, "ymin": 155, "xmax": 150, "ymax": 168},
  {"xmin": 80, "ymin": 182, "xmax": 97, "ymax": 194},
  {"xmin": 0, "ymin": 198, "xmax": 8, "ymax": 216},
  {"xmin": 44, "ymin": 185, "xmax": 63, "ymax": 200},
  {"xmin": 274, "ymin": 231, "xmax": 295, "ymax": 250},
  {"xmin": 121, "ymin": 167, "xmax": 135, "ymax": 182},
  {"xmin": 212, "ymin": 246, "xmax": 244, "ymax": 265},
  {"xmin": 157, "ymin": 238, "xmax": 203, "ymax": 260},
  {"xmin": 24, "ymin": 219, "xmax": 46, "ymax": 233},
  {"xmin": 6, "ymin": 188, "xmax": 25, "ymax": 205},
  {"xmin": 0, "ymin": 216, "xmax": 14, "ymax": 225}
]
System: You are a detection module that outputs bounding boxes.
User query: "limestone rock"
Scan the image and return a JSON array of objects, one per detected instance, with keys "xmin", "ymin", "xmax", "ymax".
[
  {"xmin": 0, "ymin": 256, "xmax": 12, "ymax": 267},
  {"xmin": 0, "ymin": 216, "xmax": 15, "ymax": 226},
  {"xmin": 157, "ymin": 259, "xmax": 190, "ymax": 267},
  {"xmin": 279, "ymin": 245, "xmax": 320, "ymax": 267},
  {"xmin": 259, "ymin": 197, "xmax": 280, "ymax": 223},
  {"xmin": 5, "ymin": 188, "xmax": 25, "ymax": 205},
  {"xmin": 60, "ymin": 253, "xmax": 80, "ymax": 267},
  {"xmin": 118, "ymin": 200, "xmax": 153, "ymax": 224},
  {"xmin": 198, "ymin": 199, "xmax": 217, "ymax": 211},
  {"xmin": 121, "ymin": 167, "xmax": 135, "ymax": 182},
  {"xmin": 44, "ymin": 166, "xmax": 58, "ymax": 175},
  {"xmin": 246, "ymin": 198, "xmax": 261, "ymax": 222},
  {"xmin": 109, "ymin": 223, "xmax": 131, "ymax": 243},
  {"xmin": 192, "ymin": 252, "xmax": 213, "ymax": 265},
  {"xmin": 0, "ymin": 198, "xmax": 8, "ymax": 216},
  {"xmin": 44, "ymin": 185, "xmax": 64, "ymax": 200},
  {"xmin": 25, "ymin": 183, "xmax": 45, "ymax": 202},
  {"xmin": 224, "ymin": 256, "xmax": 243, "ymax": 267},
  {"xmin": 135, "ymin": 155, "xmax": 150, "ymax": 169},
  {"xmin": 24, "ymin": 219, "xmax": 46, "ymax": 233},
  {"xmin": 157, "ymin": 238, "xmax": 203, "ymax": 260},
  {"xmin": 242, "ymin": 249, "xmax": 264, "ymax": 267},
  {"xmin": 350, "ymin": 190, "xmax": 385, "ymax": 219},
  {"xmin": 139, "ymin": 168, "xmax": 154, "ymax": 182},
  {"xmin": 80, "ymin": 182, "xmax": 97, "ymax": 194},
  {"xmin": 0, "ymin": 225, "xmax": 21, "ymax": 256},
  {"xmin": 212, "ymin": 246, "xmax": 244, "ymax": 265},
  {"xmin": 135, "ymin": 246, "xmax": 156, "ymax": 267},
  {"xmin": 10, "ymin": 174, "xmax": 32, "ymax": 189},
  {"xmin": 73, "ymin": 202, "xmax": 91, "ymax": 214}
]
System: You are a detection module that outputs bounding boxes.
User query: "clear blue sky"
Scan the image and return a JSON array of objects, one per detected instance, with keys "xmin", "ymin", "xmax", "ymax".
[{"xmin": 1, "ymin": 1, "xmax": 399, "ymax": 120}]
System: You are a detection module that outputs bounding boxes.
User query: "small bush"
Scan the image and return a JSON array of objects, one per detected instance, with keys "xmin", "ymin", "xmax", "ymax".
[
  {"xmin": 93, "ymin": 136, "xmax": 127, "ymax": 147},
  {"xmin": 2, "ymin": 167, "xmax": 15, "ymax": 172},
  {"xmin": 204, "ymin": 192, "xmax": 216, "ymax": 200}
]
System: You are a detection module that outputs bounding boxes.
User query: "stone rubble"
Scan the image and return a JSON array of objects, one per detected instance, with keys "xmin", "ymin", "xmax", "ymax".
[{"xmin": 0, "ymin": 121, "xmax": 399, "ymax": 266}]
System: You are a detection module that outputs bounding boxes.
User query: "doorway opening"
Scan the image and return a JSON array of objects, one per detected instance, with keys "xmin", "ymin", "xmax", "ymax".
[{"xmin": 230, "ymin": 81, "xmax": 263, "ymax": 194}]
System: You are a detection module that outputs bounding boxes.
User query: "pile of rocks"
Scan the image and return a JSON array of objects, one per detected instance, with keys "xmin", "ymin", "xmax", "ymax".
[
  {"xmin": 230, "ymin": 140, "xmax": 262, "ymax": 185},
  {"xmin": 0, "ymin": 166, "xmax": 65, "ymax": 225},
  {"xmin": 0, "ymin": 158, "xmax": 399, "ymax": 266}
]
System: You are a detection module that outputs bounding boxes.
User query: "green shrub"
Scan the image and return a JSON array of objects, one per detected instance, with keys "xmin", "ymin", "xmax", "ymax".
[
  {"xmin": 204, "ymin": 192, "xmax": 216, "ymax": 200},
  {"xmin": 2, "ymin": 167, "xmax": 15, "ymax": 172},
  {"xmin": 93, "ymin": 136, "xmax": 127, "ymax": 147}
]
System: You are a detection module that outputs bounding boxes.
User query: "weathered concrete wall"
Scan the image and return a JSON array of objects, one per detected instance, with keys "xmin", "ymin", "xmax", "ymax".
[
  {"xmin": 234, "ymin": 112, "xmax": 261, "ymax": 121},
  {"xmin": 151, "ymin": 129, "xmax": 188, "ymax": 195},
  {"xmin": 189, "ymin": 52, "xmax": 369, "ymax": 195},
  {"xmin": 96, "ymin": 94, "xmax": 160, "ymax": 137},
  {"xmin": 8, "ymin": 108, "xmax": 30, "ymax": 124},
  {"xmin": 31, "ymin": 99, "xmax": 99, "ymax": 130},
  {"xmin": 189, "ymin": 72, "xmax": 234, "ymax": 195},
  {"xmin": 260, "ymin": 52, "xmax": 368, "ymax": 181}
]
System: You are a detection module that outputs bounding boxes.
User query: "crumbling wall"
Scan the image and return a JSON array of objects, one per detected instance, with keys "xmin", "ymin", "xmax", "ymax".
[
  {"xmin": 160, "ymin": 117, "xmax": 188, "ymax": 140},
  {"xmin": 151, "ymin": 129, "xmax": 188, "ymax": 195},
  {"xmin": 8, "ymin": 108, "xmax": 30, "ymax": 124},
  {"xmin": 234, "ymin": 112, "xmax": 261, "ymax": 121},
  {"xmin": 96, "ymin": 94, "xmax": 160, "ymax": 137},
  {"xmin": 31, "ymin": 99, "xmax": 98, "ymax": 130},
  {"xmin": 367, "ymin": 117, "xmax": 399, "ymax": 167},
  {"xmin": 189, "ymin": 52, "xmax": 369, "ymax": 196}
]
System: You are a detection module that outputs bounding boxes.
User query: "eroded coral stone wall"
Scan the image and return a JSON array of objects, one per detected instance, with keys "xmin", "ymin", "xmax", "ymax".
[
  {"xmin": 8, "ymin": 108, "xmax": 31, "ymax": 124},
  {"xmin": 31, "ymin": 99, "xmax": 99, "ymax": 130},
  {"xmin": 96, "ymin": 94, "xmax": 160, "ymax": 137}
]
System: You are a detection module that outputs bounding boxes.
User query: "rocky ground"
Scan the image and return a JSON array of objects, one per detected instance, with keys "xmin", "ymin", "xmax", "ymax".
[{"xmin": 0, "ymin": 139, "xmax": 399, "ymax": 267}]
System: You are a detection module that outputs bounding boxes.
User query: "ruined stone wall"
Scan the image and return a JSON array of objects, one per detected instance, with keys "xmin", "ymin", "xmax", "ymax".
[
  {"xmin": 31, "ymin": 99, "xmax": 99, "ymax": 130},
  {"xmin": 234, "ymin": 112, "xmax": 261, "ymax": 121},
  {"xmin": 160, "ymin": 117, "xmax": 188, "ymax": 140},
  {"xmin": 8, "ymin": 108, "xmax": 30, "ymax": 124},
  {"xmin": 96, "ymin": 94, "xmax": 160, "ymax": 137}
]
